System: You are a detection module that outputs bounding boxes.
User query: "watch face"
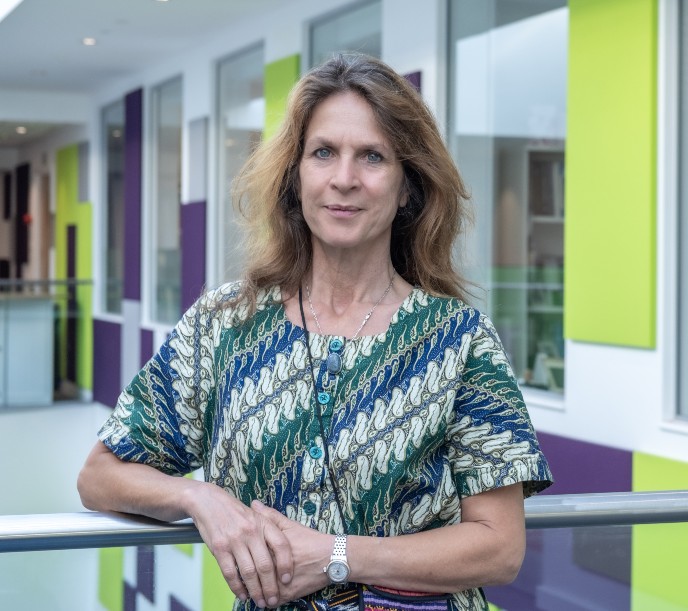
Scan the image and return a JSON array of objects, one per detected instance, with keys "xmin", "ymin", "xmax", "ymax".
[{"xmin": 327, "ymin": 560, "xmax": 350, "ymax": 583}]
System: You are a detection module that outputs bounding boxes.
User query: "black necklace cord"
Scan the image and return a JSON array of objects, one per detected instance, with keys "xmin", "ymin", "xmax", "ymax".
[{"xmin": 298, "ymin": 285, "xmax": 349, "ymax": 536}]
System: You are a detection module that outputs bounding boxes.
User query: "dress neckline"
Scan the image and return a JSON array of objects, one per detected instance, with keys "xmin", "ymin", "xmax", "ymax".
[{"xmin": 275, "ymin": 285, "xmax": 423, "ymax": 341}]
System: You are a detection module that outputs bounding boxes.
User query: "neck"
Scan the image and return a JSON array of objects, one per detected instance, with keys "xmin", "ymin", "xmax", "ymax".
[{"xmin": 308, "ymin": 248, "xmax": 396, "ymax": 313}]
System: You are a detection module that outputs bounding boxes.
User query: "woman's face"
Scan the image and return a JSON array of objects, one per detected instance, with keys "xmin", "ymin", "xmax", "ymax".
[{"xmin": 298, "ymin": 91, "xmax": 406, "ymax": 257}]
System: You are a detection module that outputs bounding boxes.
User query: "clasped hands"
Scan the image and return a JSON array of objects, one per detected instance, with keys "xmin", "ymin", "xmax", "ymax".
[{"xmin": 191, "ymin": 486, "xmax": 334, "ymax": 609}]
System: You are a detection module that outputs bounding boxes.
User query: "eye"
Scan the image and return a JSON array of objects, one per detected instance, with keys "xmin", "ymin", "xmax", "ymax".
[
  {"xmin": 314, "ymin": 148, "xmax": 331, "ymax": 159},
  {"xmin": 366, "ymin": 151, "xmax": 383, "ymax": 163}
]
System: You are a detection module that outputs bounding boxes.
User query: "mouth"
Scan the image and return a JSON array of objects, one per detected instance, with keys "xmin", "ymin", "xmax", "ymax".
[
  {"xmin": 324, "ymin": 205, "xmax": 361, "ymax": 219},
  {"xmin": 326, "ymin": 205, "xmax": 360, "ymax": 212}
]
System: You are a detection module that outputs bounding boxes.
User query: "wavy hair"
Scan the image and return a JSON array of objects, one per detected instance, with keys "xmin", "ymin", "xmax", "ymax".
[{"xmin": 230, "ymin": 53, "xmax": 472, "ymax": 313}]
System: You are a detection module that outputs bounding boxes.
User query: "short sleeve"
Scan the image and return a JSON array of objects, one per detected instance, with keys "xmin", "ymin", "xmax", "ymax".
[
  {"xmin": 98, "ymin": 296, "xmax": 217, "ymax": 476},
  {"xmin": 447, "ymin": 313, "xmax": 553, "ymax": 499}
]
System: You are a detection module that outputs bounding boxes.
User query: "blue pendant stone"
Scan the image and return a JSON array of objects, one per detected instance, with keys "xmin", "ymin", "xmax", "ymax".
[
  {"xmin": 329, "ymin": 339, "xmax": 344, "ymax": 352},
  {"xmin": 326, "ymin": 352, "xmax": 343, "ymax": 374}
]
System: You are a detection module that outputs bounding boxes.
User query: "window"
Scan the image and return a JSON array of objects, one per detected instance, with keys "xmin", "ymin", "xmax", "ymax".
[
  {"xmin": 150, "ymin": 77, "xmax": 183, "ymax": 325},
  {"xmin": 102, "ymin": 100, "xmax": 125, "ymax": 314},
  {"xmin": 216, "ymin": 44, "xmax": 265, "ymax": 282},
  {"xmin": 309, "ymin": 0, "xmax": 382, "ymax": 68},
  {"xmin": 448, "ymin": 0, "xmax": 568, "ymax": 395},
  {"xmin": 679, "ymin": 0, "xmax": 688, "ymax": 417}
]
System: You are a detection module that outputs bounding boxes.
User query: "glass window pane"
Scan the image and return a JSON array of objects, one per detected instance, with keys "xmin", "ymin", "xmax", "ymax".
[
  {"xmin": 217, "ymin": 45, "xmax": 264, "ymax": 282},
  {"xmin": 102, "ymin": 100, "xmax": 124, "ymax": 315},
  {"xmin": 680, "ymin": 1, "xmax": 688, "ymax": 418},
  {"xmin": 310, "ymin": 1, "xmax": 382, "ymax": 68},
  {"xmin": 448, "ymin": 0, "xmax": 568, "ymax": 394},
  {"xmin": 151, "ymin": 77, "xmax": 182, "ymax": 325}
]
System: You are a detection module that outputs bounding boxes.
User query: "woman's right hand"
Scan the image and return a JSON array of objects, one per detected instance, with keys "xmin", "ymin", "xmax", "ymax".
[
  {"xmin": 78, "ymin": 442, "xmax": 292, "ymax": 609},
  {"xmin": 181, "ymin": 482, "xmax": 294, "ymax": 608}
]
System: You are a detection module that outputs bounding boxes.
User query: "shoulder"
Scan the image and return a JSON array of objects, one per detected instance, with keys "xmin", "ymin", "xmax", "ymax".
[
  {"xmin": 412, "ymin": 289, "xmax": 488, "ymax": 335},
  {"xmin": 193, "ymin": 281, "xmax": 282, "ymax": 326}
]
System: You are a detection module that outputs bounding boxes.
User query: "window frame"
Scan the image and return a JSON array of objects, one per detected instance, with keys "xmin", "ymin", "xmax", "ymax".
[
  {"xmin": 148, "ymin": 74, "xmax": 183, "ymax": 327},
  {"xmin": 307, "ymin": 0, "xmax": 382, "ymax": 69},
  {"xmin": 100, "ymin": 98, "xmax": 126, "ymax": 317},
  {"xmin": 446, "ymin": 0, "xmax": 569, "ymax": 407}
]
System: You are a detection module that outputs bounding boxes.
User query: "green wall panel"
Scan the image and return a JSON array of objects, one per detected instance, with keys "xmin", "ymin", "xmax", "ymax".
[
  {"xmin": 98, "ymin": 547, "xmax": 124, "ymax": 611},
  {"xmin": 632, "ymin": 452, "xmax": 688, "ymax": 610},
  {"xmin": 565, "ymin": 0, "xmax": 657, "ymax": 347},
  {"xmin": 264, "ymin": 54, "xmax": 301, "ymax": 140},
  {"xmin": 55, "ymin": 144, "xmax": 93, "ymax": 389}
]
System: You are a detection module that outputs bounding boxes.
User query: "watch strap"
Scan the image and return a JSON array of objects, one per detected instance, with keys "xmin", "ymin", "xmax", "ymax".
[{"xmin": 331, "ymin": 535, "xmax": 347, "ymax": 562}]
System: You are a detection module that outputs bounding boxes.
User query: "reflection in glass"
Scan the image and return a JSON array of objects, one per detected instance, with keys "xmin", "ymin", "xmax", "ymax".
[
  {"xmin": 309, "ymin": 1, "xmax": 382, "ymax": 68},
  {"xmin": 448, "ymin": 0, "xmax": 567, "ymax": 393},
  {"xmin": 216, "ymin": 45, "xmax": 264, "ymax": 282},
  {"xmin": 679, "ymin": 0, "xmax": 688, "ymax": 418},
  {"xmin": 151, "ymin": 77, "xmax": 183, "ymax": 325},
  {"xmin": 102, "ymin": 100, "xmax": 125, "ymax": 315}
]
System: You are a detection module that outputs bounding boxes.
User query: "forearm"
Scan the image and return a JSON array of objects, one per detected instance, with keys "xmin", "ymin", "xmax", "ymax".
[
  {"xmin": 253, "ymin": 483, "xmax": 525, "ymax": 602},
  {"xmin": 77, "ymin": 440, "xmax": 202, "ymax": 523},
  {"xmin": 348, "ymin": 520, "xmax": 524, "ymax": 593},
  {"xmin": 346, "ymin": 484, "xmax": 525, "ymax": 593}
]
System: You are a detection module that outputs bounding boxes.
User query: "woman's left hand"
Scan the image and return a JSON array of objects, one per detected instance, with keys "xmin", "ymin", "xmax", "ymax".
[{"xmin": 251, "ymin": 500, "xmax": 333, "ymax": 605}]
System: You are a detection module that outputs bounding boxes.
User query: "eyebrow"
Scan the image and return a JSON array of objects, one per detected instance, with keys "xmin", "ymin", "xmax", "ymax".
[{"xmin": 304, "ymin": 136, "xmax": 392, "ymax": 153}]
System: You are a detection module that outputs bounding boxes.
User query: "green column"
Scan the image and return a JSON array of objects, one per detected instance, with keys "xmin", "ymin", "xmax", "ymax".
[
  {"xmin": 264, "ymin": 54, "xmax": 301, "ymax": 140},
  {"xmin": 565, "ymin": 0, "xmax": 657, "ymax": 347}
]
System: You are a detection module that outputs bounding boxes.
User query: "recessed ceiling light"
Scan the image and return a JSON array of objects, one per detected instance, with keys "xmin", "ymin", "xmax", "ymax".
[
  {"xmin": 83, "ymin": 37, "xmax": 96, "ymax": 46},
  {"xmin": 112, "ymin": 129, "xmax": 122, "ymax": 138},
  {"xmin": 16, "ymin": 126, "xmax": 27, "ymax": 135}
]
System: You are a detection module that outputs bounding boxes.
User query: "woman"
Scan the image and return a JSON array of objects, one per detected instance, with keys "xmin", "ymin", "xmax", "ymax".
[{"xmin": 78, "ymin": 54, "xmax": 552, "ymax": 611}]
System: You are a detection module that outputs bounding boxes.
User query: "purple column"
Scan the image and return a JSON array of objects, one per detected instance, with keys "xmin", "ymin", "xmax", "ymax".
[{"xmin": 123, "ymin": 88, "xmax": 143, "ymax": 301}]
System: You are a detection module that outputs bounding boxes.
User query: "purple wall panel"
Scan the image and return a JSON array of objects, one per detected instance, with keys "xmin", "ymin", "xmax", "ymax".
[
  {"xmin": 538, "ymin": 432, "xmax": 633, "ymax": 494},
  {"xmin": 486, "ymin": 432, "xmax": 633, "ymax": 610},
  {"xmin": 93, "ymin": 318, "xmax": 122, "ymax": 408},
  {"xmin": 136, "ymin": 546, "xmax": 155, "ymax": 603},
  {"xmin": 140, "ymin": 328, "xmax": 155, "ymax": 367},
  {"xmin": 123, "ymin": 88, "xmax": 143, "ymax": 301},
  {"xmin": 404, "ymin": 70, "xmax": 421, "ymax": 92},
  {"xmin": 180, "ymin": 200, "xmax": 206, "ymax": 312},
  {"xmin": 170, "ymin": 595, "xmax": 193, "ymax": 611}
]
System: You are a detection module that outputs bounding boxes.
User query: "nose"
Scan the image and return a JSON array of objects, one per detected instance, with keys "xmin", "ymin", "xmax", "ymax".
[{"xmin": 330, "ymin": 156, "xmax": 359, "ymax": 192}]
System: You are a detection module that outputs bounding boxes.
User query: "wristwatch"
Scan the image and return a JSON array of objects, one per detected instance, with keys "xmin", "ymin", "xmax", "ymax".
[{"xmin": 324, "ymin": 535, "xmax": 350, "ymax": 584}]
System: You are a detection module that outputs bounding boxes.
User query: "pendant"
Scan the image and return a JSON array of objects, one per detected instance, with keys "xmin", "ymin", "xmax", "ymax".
[{"xmin": 326, "ymin": 352, "xmax": 343, "ymax": 375}]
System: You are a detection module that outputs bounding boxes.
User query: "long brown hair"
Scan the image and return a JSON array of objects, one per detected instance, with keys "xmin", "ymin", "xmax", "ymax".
[{"xmin": 231, "ymin": 53, "xmax": 471, "ymax": 313}]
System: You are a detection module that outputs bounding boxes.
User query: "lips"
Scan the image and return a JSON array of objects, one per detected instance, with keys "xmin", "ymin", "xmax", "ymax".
[{"xmin": 326, "ymin": 205, "xmax": 360, "ymax": 212}]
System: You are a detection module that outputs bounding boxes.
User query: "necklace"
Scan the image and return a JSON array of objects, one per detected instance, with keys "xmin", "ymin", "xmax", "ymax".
[
  {"xmin": 298, "ymin": 286, "xmax": 349, "ymax": 535},
  {"xmin": 305, "ymin": 270, "xmax": 397, "ymax": 339}
]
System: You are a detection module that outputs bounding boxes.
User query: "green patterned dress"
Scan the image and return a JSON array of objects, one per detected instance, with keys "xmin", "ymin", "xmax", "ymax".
[{"xmin": 99, "ymin": 282, "xmax": 553, "ymax": 610}]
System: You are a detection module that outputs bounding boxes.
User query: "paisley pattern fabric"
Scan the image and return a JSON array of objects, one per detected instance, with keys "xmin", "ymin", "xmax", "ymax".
[{"xmin": 99, "ymin": 282, "xmax": 552, "ymax": 611}]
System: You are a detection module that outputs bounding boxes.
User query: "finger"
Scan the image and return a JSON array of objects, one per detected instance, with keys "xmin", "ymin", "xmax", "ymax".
[
  {"xmin": 234, "ymin": 546, "xmax": 272, "ymax": 608},
  {"xmin": 216, "ymin": 554, "xmax": 249, "ymax": 603},
  {"xmin": 247, "ymin": 538, "xmax": 284, "ymax": 608},
  {"xmin": 261, "ymin": 514, "xmax": 294, "ymax": 585}
]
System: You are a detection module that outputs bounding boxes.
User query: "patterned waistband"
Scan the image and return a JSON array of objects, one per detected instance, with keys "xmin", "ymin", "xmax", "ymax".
[{"xmin": 293, "ymin": 584, "xmax": 359, "ymax": 611}]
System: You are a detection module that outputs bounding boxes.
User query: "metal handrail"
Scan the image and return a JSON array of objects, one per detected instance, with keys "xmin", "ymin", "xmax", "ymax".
[{"xmin": 1, "ymin": 491, "xmax": 687, "ymax": 554}]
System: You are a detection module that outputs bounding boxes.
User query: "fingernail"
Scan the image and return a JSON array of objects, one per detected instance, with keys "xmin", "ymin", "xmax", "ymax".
[
  {"xmin": 268, "ymin": 597, "xmax": 278, "ymax": 606},
  {"xmin": 238, "ymin": 594, "xmax": 247, "ymax": 601},
  {"xmin": 253, "ymin": 499, "xmax": 265, "ymax": 507},
  {"xmin": 281, "ymin": 573, "xmax": 291, "ymax": 584},
  {"xmin": 258, "ymin": 599, "xmax": 266, "ymax": 608}
]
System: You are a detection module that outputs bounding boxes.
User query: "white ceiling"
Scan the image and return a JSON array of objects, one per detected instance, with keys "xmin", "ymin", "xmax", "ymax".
[{"xmin": 0, "ymin": 0, "xmax": 291, "ymax": 147}]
